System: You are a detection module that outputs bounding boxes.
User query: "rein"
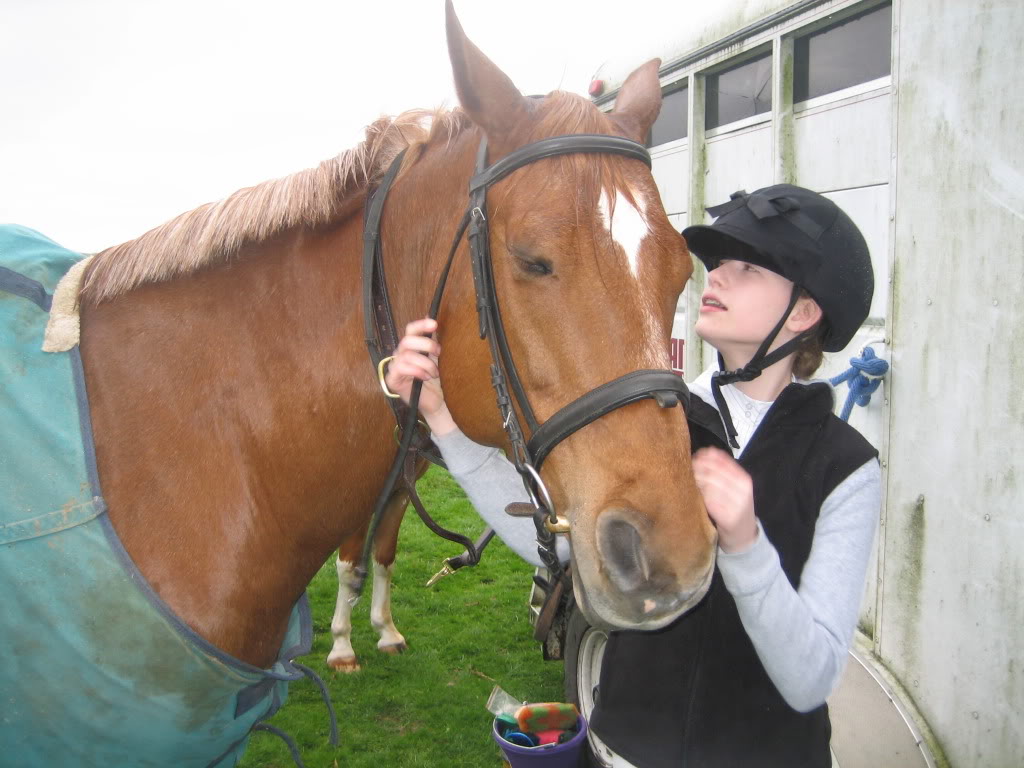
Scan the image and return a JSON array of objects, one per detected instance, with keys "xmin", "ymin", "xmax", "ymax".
[
  {"xmin": 355, "ymin": 132, "xmax": 691, "ymax": 600},
  {"xmin": 361, "ymin": 150, "xmax": 495, "ymax": 591}
]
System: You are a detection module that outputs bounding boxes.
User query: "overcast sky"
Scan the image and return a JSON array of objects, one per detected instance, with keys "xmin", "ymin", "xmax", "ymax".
[{"xmin": 1, "ymin": 0, "xmax": 723, "ymax": 252}]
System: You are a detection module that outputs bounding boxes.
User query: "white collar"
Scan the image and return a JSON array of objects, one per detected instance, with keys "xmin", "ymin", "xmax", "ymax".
[{"xmin": 689, "ymin": 365, "xmax": 795, "ymax": 456}]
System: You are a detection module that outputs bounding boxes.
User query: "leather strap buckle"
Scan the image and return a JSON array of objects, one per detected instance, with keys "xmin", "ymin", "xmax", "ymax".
[{"xmin": 377, "ymin": 356, "xmax": 401, "ymax": 399}]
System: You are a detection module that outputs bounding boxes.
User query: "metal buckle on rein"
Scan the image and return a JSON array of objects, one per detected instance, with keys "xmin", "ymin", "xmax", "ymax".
[
  {"xmin": 521, "ymin": 463, "xmax": 570, "ymax": 535},
  {"xmin": 393, "ymin": 418, "xmax": 430, "ymax": 446},
  {"xmin": 377, "ymin": 356, "xmax": 401, "ymax": 399}
]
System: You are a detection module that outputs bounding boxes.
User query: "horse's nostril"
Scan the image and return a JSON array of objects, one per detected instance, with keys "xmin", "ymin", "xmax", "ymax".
[{"xmin": 599, "ymin": 517, "xmax": 651, "ymax": 594}]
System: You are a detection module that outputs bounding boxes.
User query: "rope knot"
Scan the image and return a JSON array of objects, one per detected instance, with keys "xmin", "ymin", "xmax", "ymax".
[
  {"xmin": 849, "ymin": 346, "xmax": 889, "ymax": 378},
  {"xmin": 829, "ymin": 347, "xmax": 890, "ymax": 421}
]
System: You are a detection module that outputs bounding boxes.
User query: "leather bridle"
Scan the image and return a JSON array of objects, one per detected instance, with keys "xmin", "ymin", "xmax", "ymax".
[{"xmin": 354, "ymin": 132, "xmax": 690, "ymax": 599}]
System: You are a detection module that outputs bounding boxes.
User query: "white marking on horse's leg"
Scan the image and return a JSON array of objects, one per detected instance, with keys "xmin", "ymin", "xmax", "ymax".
[
  {"xmin": 327, "ymin": 557, "xmax": 361, "ymax": 672},
  {"xmin": 370, "ymin": 559, "xmax": 407, "ymax": 654},
  {"xmin": 598, "ymin": 188, "xmax": 650, "ymax": 278}
]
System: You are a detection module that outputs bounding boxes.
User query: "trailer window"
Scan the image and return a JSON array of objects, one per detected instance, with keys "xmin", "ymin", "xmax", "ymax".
[
  {"xmin": 705, "ymin": 52, "xmax": 772, "ymax": 130},
  {"xmin": 794, "ymin": 2, "xmax": 892, "ymax": 102},
  {"xmin": 648, "ymin": 85, "xmax": 688, "ymax": 147}
]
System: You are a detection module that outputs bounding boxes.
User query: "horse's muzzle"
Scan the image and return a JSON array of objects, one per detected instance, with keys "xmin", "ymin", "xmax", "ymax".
[{"xmin": 573, "ymin": 507, "xmax": 715, "ymax": 630}]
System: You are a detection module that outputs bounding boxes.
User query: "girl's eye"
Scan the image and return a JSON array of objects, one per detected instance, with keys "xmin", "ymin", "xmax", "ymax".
[{"xmin": 743, "ymin": 263, "xmax": 758, "ymax": 272}]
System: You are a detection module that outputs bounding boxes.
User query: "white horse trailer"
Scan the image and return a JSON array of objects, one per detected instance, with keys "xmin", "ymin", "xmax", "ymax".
[{"xmin": 531, "ymin": 2, "xmax": 1023, "ymax": 767}]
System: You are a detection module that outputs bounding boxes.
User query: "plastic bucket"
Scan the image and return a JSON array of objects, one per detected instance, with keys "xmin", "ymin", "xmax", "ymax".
[{"xmin": 492, "ymin": 714, "xmax": 588, "ymax": 767}]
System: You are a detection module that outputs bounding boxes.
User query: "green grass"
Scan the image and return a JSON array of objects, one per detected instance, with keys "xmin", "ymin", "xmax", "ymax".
[{"xmin": 238, "ymin": 466, "xmax": 564, "ymax": 767}]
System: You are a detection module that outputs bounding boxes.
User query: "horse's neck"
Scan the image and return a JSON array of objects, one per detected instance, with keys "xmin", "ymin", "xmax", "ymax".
[
  {"xmin": 76, "ymin": 134, "xmax": 480, "ymax": 667},
  {"xmin": 379, "ymin": 135, "xmax": 484, "ymax": 350},
  {"xmin": 80, "ymin": 219, "xmax": 412, "ymax": 667}
]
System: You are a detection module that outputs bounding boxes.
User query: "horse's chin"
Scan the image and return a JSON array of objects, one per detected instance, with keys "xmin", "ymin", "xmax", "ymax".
[{"xmin": 569, "ymin": 550, "xmax": 715, "ymax": 632}]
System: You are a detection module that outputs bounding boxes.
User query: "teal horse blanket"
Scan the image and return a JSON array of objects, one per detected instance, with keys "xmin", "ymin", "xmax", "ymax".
[{"xmin": 0, "ymin": 225, "xmax": 319, "ymax": 767}]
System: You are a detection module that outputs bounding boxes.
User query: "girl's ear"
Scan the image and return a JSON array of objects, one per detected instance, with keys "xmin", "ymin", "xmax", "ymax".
[{"xmin": 788, "ymin": 295, "xmax": 823, "ymax": 333}]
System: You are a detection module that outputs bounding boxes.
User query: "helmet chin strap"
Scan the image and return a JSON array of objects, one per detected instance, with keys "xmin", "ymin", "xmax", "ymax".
[{"xmin": 710, "ymin": 284, "xmax": 816, "ymax": 449}]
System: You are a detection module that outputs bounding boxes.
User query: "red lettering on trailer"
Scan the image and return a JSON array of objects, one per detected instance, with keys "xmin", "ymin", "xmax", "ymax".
[{"xmin": 669, "ymin": 337, "xmax": 685, "ymax": 377}]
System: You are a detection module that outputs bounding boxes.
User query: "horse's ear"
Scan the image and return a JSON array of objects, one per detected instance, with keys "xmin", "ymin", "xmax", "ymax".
[
  {"xmin": 445, "ymin": 0, "xmax": 531, "ymax": 142},
  {"xmin": 608, "ymin": 59, "xmax": 663, "ymax": 144}
]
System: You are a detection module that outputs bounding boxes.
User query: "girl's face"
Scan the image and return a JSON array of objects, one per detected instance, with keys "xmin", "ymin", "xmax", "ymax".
[{"xmin": 694, "ymin": 259, "xmax": 799, "ymax": 361}]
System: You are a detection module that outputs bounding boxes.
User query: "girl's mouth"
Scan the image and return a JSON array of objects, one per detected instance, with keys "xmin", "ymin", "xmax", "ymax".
[{"xmin": 701, "ymin": 296, "xmax": 727, "ymax": 312}]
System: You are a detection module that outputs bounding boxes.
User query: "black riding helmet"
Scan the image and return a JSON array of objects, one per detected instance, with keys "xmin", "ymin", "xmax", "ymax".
[
  {"xmin": 682, "ymin": 184, "xmax": 873, "ymax": 353},
  {"xmin": 681, "ymin": 184, "xmax": 874, "ymax": 448}
]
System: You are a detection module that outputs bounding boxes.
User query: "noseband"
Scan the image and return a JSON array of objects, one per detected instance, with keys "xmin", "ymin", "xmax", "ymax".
[{"xmin": 356, "ymin": 132, "xmax": 689, "ymax": 598}]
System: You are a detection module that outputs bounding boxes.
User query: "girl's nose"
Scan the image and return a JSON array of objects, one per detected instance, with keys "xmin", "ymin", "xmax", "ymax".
[{"xmin": 707, "ymin": 265, "xmax": 726, "ymax": 287}]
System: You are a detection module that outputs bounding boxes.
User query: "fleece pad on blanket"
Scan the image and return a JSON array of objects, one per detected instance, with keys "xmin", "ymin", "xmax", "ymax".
[{"xmin": 0, "ymin": 224, "xmax": 313, "ymax": 768}]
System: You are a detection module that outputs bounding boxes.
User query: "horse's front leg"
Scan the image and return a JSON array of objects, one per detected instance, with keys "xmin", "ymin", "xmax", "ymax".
[
  {"xmin": 327, "ymin": 548, "xmax": 363, "ymax": 673},
  {"xmin": 368, "ymin": 560, "xmax": 406, "ymax": 654},
  {"xmin": 369, "ymin": 492, "xmax": 407, "ymax": 655}
]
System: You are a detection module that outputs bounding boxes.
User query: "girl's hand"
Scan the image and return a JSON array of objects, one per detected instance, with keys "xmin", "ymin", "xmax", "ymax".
[
  {"xmin": 692, "ymin": 447, "xmax": 758, "ymax": 553},
  {"xmin": 384, "ymin": 318, "xmax": 457, "ymax": 435}
]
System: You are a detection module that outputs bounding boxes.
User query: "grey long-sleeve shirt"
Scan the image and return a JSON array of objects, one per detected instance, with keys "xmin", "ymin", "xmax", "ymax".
[{"xmin": 432, "ymin": 375, "xmax": 880, "ymax": 713}]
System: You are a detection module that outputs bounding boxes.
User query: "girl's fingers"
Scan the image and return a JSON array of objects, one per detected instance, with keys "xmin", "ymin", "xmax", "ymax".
[
  {"xmin": 695, "ymin": 449, "xmax": 746, "ymax": 483},
  {"xmin": 382, "ymin": 319, "xmax": 444, "ymax": 411},
  {"xmin": 694, "ymin": 446, "xmax": 733, "ymax": 469},
  {"xmin": 397, "ymin": 335, "xmax": 440, "ymax": 357},
  {"xmin": 390, "ymin": 360, "xmax": 435, "ymax": 385},
  {"xmin": 693, "ymin": 447, "xmax": 753, "ymax": 522},
  {"xmin": 397, "ymin": 353, "xmax": 439, "ymax": 381},
  {"xmin": 404, "ymin": 317, "xmax": 438, "ymax": 337}
]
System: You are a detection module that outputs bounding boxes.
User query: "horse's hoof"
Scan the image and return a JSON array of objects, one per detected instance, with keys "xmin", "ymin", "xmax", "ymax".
[
  {"xmin": 379, "ymin": 641, "xmax": 408, "ymax": 655},
  {"xmin": 327, "ymin": 656, "xmax": 361, "ymax": 673}
]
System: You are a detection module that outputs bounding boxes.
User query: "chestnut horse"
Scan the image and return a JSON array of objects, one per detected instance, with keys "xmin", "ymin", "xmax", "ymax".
[{"xmin": 73, "ymin": 0, "xmax": 712, "ymax": 713}]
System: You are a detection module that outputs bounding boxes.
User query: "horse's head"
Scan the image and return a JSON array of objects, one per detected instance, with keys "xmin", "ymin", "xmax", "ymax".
[{"xmin": 431, "ymin": 2, "xmax": 716, "ymax": 631}]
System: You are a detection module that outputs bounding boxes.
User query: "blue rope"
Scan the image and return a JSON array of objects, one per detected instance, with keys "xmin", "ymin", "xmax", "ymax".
[
  {"xmin": 294, "ymin": 662, "xmax": 340, "ymax": 747},
  {"xmin": 249, "ymin": 664, "xmax": 339, "ymax": 768},
  {"xmin": 828, "ymin": 347, "xmax": 889, "ymax": 422},
  {"xmin": 253, "ymin": 723, "xmax": 307, "ymax": 768}
]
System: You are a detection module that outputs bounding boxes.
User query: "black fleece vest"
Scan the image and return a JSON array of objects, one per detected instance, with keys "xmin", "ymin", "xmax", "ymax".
[{"xmin": 590, "ymin": 382, "xmax": 878, "ymax": 768}]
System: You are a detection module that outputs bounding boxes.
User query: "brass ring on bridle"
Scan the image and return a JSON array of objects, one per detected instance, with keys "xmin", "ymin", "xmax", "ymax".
[{"xmin": 393, "ymin": 418, "xmax": 430, "ymax": 446}]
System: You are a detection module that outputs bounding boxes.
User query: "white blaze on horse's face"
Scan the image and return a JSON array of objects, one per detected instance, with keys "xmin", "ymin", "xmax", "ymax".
[
  {"xmin": 597, "ymin": 186, "xmax": 665, "ymax": 365},
  {"xmin": 598, "ymin": 187, "xmax": 650, "ymax": 278}
]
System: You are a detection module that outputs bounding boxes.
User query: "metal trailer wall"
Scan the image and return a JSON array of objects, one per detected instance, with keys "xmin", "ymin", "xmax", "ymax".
[
  {"xmin": 884, "ymin": 1, "xmax": 1023, "ymax": 765},
  {"xmin": 596, "ymin": 0, "xmax": 1022, "ymax": 765}
]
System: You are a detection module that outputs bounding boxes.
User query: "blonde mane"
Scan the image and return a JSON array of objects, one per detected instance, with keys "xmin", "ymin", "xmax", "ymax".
[
  {"xmin": 83, "ymin": 109, "xmax": 470, "ymax": 301},
  {"xmin": 82, "ymin": 90, "xmax": 625, "ymax": 302}
]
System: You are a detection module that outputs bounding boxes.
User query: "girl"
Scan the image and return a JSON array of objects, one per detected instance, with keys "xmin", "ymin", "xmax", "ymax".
[{"xmin": 383, "ymin": 184, "xmax": 880, "ymax": 767}]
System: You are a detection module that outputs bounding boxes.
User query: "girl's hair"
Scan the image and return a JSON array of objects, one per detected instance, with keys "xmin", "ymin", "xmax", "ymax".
[{"xmin": 793, "ymin": 289, "xmax": 828, "ymax": 379}]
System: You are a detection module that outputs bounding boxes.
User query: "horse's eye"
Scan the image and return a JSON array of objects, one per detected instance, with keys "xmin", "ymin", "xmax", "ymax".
[
  {"xmin": 524, "ymin": 258, "xmax": 553, "ymax": 276},
  {"xmin": 510, "ymin": 245, "xmax": 554, "ymax": 277}
]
